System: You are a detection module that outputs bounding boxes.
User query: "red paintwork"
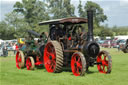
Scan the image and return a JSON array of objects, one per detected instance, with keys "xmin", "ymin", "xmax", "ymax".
[
  {"xmin": 101, "ymin": 40, "xmax": 111, "ymax": 48},
  {"xmin": 16, "ymin": 51, "xmax": 22, "ymax": 69},
  {"xmin": 71, "ymin": 53, "xmax": 82, "ymax": 76},
  {"xmin": 35, "ymin": 56, "xmax": 43, "ymax": 66},
  {"xmin": 68, "ymin": 37, "xmax": 71, "ymax": 40},
  {"xmin": 26, "ymin": 57, "xmax": 32, "ymax": 70},
  {"xmin": 44, "ymin": 42, "xmax": 56, "ymax": 72},
  {"xmin": 97, "ymin": 52, "xmax": 108, "ymax": 73},
  {"xmin": 16, "ymin": 45, "xmax": 19, "ymax": 51},
  {"xmin": 35, "ymin": 61, "xmax": 43, "ymax": 66}
]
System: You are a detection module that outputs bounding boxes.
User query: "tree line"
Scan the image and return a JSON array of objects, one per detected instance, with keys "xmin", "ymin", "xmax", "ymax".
[{"xmin": 0, "ymin": 0, "xmax": 128, "ymax": 40}]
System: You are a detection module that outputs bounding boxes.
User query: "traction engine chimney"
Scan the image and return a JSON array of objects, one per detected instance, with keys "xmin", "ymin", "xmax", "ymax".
[{"xmin": 87, "ymin": 10, "xmax": 94, "ymax": 42}]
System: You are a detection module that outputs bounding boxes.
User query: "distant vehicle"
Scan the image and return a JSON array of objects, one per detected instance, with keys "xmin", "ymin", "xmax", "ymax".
[
  {"xmin": 6, "ymin": 45, "xmax": 13, "ymax": 51},
  {"xmin": 11, "ymin": 39, "xmax": 17, "ymax": 44},
  {"xmin": 119, "ymin": 39, "xmax": 128, "ymax": 53},
  {"xmin": 119, "ymin": 39, "xmax": 126, "ymax": 46},
  {"xmin": 111, "ymin": 40, "xmax": 118, "ymax": 48},
  {"xmin": 0, "ymin": 39, "xmax": 4, "ymax": 44},
  {"xmin": 101, "ymin": 40, "xmax": 111, "ymax": 48},
  {"xmin": 114, "ymin": 35, "xmax": 128, "ymax": 40},
  {"xmin": 116, "ymin": 39, "xmax": 125, "ymax": 48},
  {"xmin": 111, "ymin": 39, "xmax": 125, "ymax": 48},
  {"xmin": 97, "ymin": 40, "xmax": 105, "ymax": 45}
]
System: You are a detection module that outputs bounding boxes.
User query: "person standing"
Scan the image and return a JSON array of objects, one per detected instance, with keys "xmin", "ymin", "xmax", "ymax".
[
  {"xmin": 117, "ymin": 41, "xmax": 120, "ymax": 51},
  {"xmin": 3, "ymin": 45, "xmax": 8, "ymax": 57},
  {"xmin": 13, "ymin": 43, "xmax": 16, "ymax": 54},
  {"xmin": 108, "ymin": 40, "xmax": 111, "ymax": 48},
  {"xmin": 15, "ymin": 44, "xmax": 19, "ymax": 52}
]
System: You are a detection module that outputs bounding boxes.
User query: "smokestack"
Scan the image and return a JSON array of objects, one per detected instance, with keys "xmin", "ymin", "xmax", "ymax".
[{"xmin": 87, "ymin": 10, "xmax": 94, "ymax": 41}]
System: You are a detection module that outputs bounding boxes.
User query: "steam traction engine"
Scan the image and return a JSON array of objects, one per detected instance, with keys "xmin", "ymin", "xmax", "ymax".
[
  {"xmin": 16, "ymin": 10, "xmax": 112, "ymax": 76},
  {"xmin": 38, "ymin": 10, "xmax": 112, "ymax": 76},
  {"xmin": 16, "ymin": 30, "xmax": 48, "ymax": 70},
  {"xmin": 120, "ymin": 39, "xmax": 128, "ymax": 53}
]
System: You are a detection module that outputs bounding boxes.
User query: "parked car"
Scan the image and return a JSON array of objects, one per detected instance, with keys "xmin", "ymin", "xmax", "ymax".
[
  {"xmin": 97, "ymin": 40, "xmax": 105, "ymax": 46},
  {"xmin": 6, "ymin": 45, "xmax": 13, "ymax": 51},
  {"xmin": 101, "ymin": 40, "xmax": 112, "ymax": 48},
  {"xmin": 119, "ymin": 39, "xmax": 126, "ymax": 46},
  {"xmin": 119, "ymin": 39, "xmax": 128, "ymax": 53},
  {"xmin": 111, "ymin": 41, "xmax": 118, "ymax": 48}
]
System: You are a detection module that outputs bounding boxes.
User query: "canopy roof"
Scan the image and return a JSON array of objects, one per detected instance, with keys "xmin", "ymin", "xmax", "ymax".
[{"xmin": 39, "ymin": 17, "xmax": 88, "ymax": 25}]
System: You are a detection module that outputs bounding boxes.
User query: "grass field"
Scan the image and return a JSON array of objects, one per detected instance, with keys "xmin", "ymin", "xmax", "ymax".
[{"xmin": 0, "ymin": 48, "xmax": 128, "ymax": 85}]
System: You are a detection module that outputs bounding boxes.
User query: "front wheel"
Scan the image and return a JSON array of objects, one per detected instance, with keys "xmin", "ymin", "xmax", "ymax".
[
  {"xmin": 26, "ymin": 57, "xmax": 35, "ymax": 70},
  {"xmin": 71, "ymin": 52, "xmax": 86, "ymax": 76},
  {"xmin": 97, "ymin": 51, "xmax": 112, "ymax": 74},
  {"xmin": 44, "ymin": 41, "xmax": 63, "ymax": 73},
  {"xmin": 16, "ymin": 51, "xmax": 25, "ymax": 69}
]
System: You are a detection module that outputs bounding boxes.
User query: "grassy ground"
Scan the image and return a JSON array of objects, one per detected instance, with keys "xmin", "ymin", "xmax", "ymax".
[{"xmin": 0, "ymin": 48, "xmax": 128, "ymax": 85}]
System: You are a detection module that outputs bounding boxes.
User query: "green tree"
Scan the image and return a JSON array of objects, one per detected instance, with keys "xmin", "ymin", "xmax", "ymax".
[
  {"xmin": 78, "ymin": 0, "xmax": 85, "ymax": 17},
  {"xmin": 46, "ymin": 0, "xmax": 75, "ymax": 19},
  {"xmin": 5, "ymin": 12, "xmax": 24, "ymax": 30},
  {"xmin": 0, "ymin": 21, "xmax": 16, "ymax": 40},
  {"xmin": 84, "ymin": 1, "xmax": 107, "ymax": 26},
  {"xmin": 13, "ymin": 0, "xmax": 49, "ymax": 27},
  {"xmin": 1, "ymin": 11, "xmax": 32, "ymax": 39},
  {"xmin": 99, "ymin": 28, "xmax": 113, "ymax": 39},
  {"xmin": 78, "ymin": 1, "xmax": 107, "ymax": 36}
]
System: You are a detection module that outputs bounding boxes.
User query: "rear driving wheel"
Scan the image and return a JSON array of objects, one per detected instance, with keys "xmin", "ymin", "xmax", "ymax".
[
  {"xmin": 71, "ymin": 52, "xmax": 86, "ymax": 76},
  {"xmin": 16, "ymin": 51, "xmax": 25, "ymax": 69},
  {"xmin": 97, "ymin": 51, "xmax": 112, "ymax": 74},
  {"xmin": 26, "ymin": 57, "xmax": 35, "ymax": 70},
  {"xmin": 44, "ymin": 41, "xmax": 63, "ymax": 73}
]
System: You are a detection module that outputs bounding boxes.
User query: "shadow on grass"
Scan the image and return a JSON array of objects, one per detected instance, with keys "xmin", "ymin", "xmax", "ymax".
[
  {"xmin": 86, "ymin": 70, "xmax": 98, "ymax": 74},
  {"xmin": 34, "ymin": 66, "xmax": 99, "ymax": 75},
  {"xmin": 62, "ymin": 67, "xmax": 72, "ymax": 72},
  {"xmin": 62, "ymin": 67, "xmax": 99, "ymax": 76},
  {"xmin": 35, "ymin": 65, "xmax": 45, "ymax": 70}
]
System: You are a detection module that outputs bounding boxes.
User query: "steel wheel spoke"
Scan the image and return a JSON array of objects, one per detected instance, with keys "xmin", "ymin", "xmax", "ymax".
[
  {"xmin": 49, "ymin": 64, "xmax": 53, "ymax": 70},
  {"xmin": 78, "ymin": 57, "xmax": 80, "ymax": 62},
  {"xmin": 103, "ymin": 65, "xmax": 105, "ymax": 72},
  {"xmin": 46, "ymin": 52, "xmax": 50, "ymax": 58},
  {"xmin": 78, "ymin": 64, "xmax": 82, "ymax": 69},
  {"xmin": 105, "ymin": 61, "xmax": 108, "ymax": 66},
  {"xmin": 73, "ymin": 66, "xmax": 76, "ymax": 73},
  {"xmin": 97, "ymin": 51, "xmax": 112, "ymax": 74},
  {"xmin": 76, "ymin": 67, "xmax": 79, "ymax": 74},
  {"xmin": 74, "ymin": 56, "xmax": 76, "ymax": 62},
  {"xmin": 45, "ymin": 60, "xmax": 51, "ymax": 65},
  {"xmin": 104, "ymin": 56, "xmax": 106, "ymax": 61},
  {"xmin": 51, "ymin": 53, "xmax": 56, "ymax": 59},
  {"xmin": 100, "ymin": 56, "xmax": 102, "ymax": 61},
  {"xmin": 71, "ymin": 52, "xmax": 86, "ymax": 76}
]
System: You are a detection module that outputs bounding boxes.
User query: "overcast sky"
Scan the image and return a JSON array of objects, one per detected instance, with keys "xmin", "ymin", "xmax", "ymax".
[{"xmin": 0, "ymin": 0, "xmax": 128, "ymax": 27}]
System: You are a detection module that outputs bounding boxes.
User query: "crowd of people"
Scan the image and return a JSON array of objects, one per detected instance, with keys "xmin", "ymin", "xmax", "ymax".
[{"xmin": 0, "ymin": 42, "xmax": 19, "ymax": 57}]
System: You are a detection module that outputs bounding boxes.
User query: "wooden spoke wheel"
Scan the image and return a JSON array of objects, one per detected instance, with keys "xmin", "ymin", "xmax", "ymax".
[
  {"xmin": 16, "ymin": 51, "xmax": 25, "ymax": 69},
  {"xmin": 26, "ymin": 57, "xmax": 35, "ymax": 70},
  {"xmin": 44, "ymin": 41, "xmax": 63, "ymax": 73},
  {"xmin": 97, "ymin": 51, "xmax": 112, "ymax": 74},
  {"xmin": 71, "ymin": 52, "xmax": 86, "ymax": 76}
]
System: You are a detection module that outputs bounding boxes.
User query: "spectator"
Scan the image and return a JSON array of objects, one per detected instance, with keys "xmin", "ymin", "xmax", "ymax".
[
  {"xmin": 117, "ymin": 41, "xmax": 120, "ymax": 51},
  {"xmin": 13, "ymin": 43, "xmax": 16, "ymax": 54},
  {"xmin": 15, "ymin": 44, "xmax": 19, "ymax": 52},
  {"xmin": 3, "ymin": 45, "xmax": 8, "ymax": 57},
  {"xmin": 108, "ymin": 40, "xmax": 111, "ymax": 48}
]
